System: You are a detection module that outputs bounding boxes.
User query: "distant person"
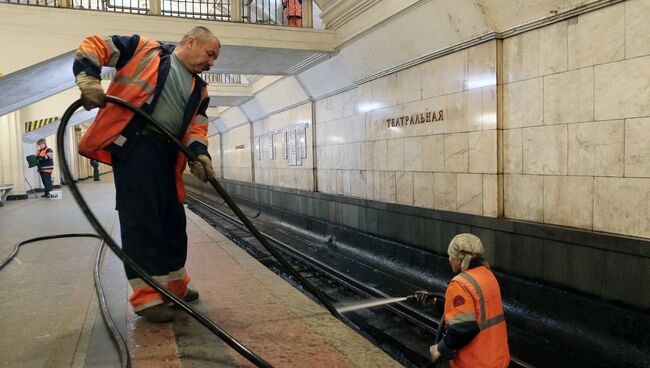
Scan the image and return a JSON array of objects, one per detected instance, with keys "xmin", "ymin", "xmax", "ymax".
[
  {"xmin": 283, "ymin": 0, "xmax": 303, "ymax": 27},
  {"xmin": 91, "ymin": 159, "xmax": 100, "ymax": 181},
  {"xmin": 414, "ymin": 234, "xmax": 509, "ymax": 367},
  {"xmin": 36, "ymin": 138, "xmax": 54, "ymax": 198},
  {"xmin": 73, "ymin": 26, "xmax": 218, "ymax": 323}
]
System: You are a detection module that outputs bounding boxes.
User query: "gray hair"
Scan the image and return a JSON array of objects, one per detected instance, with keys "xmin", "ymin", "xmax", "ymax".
[
  {"xmin": 37, "ymin": 138, "xmax": 46, "ymax": 145},
  {"xmin": 179, "ymin": 26, "xmax": 218, "ymax": 45}
]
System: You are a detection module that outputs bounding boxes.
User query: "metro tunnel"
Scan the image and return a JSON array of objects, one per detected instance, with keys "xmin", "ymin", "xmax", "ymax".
[{"xmin": 0, "ymin": 1, "xmax": 649, "ymax": 367}]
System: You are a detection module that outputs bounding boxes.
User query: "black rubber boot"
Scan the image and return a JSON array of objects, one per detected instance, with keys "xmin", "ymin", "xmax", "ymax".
[
  {"xmin": 137, "ymin": 304, "xmax": 174, "ymax": 323},
  {"xmin": 183, "ymin": 289, "xmax": 199, "ymax": 302}
]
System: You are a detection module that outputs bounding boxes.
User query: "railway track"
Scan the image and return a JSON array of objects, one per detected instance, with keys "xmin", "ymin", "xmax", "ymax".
[{"xmin": 185, "ymin": 193, "xmax": 532, "ymax": 368}]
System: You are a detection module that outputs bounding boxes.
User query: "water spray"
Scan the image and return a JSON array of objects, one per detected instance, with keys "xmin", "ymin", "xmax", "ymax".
[{"xmin": 336, "ymin": 296, "xmax": 412, "ymax": 313}]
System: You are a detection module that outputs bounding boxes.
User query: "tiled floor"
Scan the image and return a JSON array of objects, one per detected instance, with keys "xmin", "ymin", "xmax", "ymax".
[{"xmin": 0, "ymin": 176, "xmax": 401, "ymax": 367}]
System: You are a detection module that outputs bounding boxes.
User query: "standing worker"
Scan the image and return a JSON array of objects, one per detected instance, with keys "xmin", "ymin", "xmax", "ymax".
[
  {"xmin": 36, "ymin": 138, "xmax": 54, "ymax": 198},
  {"xmin": 90, "ymin": 159, "xmax": 100, "ymax": 181},
  {"xmin": 283, "ymin": 0, "xmax": 303, "ymax": 27},
  {"xmin": 414, "ymin": 233, "xmax": 510, "ymax": 367},
  {"xmin": 73, "ymin": 26, "xmax": 220, "ymax": 323}
]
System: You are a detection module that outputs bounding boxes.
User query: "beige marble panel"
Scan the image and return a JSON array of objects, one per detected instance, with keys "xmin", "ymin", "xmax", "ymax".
[
  {"xmin": 469, "ymin": 130, "xmax": 497, "ymax": 174},
  {"xmin": 504, "ymin": 174, "xmax": 544, "ymax": 222},
  {"xmin": 483, "ymin": 174, "xmax": 499, "ymax": 217},
  {"xmin": 359, "ymin": 142, "xmax": 373, "ymax": 171},
  {"xmin": 341, "ymin": 89, "xmax": 358, "ymax": 119},
  {"xmin": 379, "ymin": 171, "xmax": 396, "ymax": 203},
  {"xmin": 568, "ymin": 3, "xmax": 624, "ymax": 69},
  {"xmin": 595, "ymin": 56, "xmax": 650, "ymax": 120},
  {"xmin": 544, "ymin": 176, "xmax": 594, "ymax": 229},
  {"xmin": 386, "ymin": 139, "xmax": 404, "ymax": 171},
  {"xmin": 502, "ymin": 20, "xmax": 568, "ymax": 82},
  {"xmin": 372, "ymin": 140, "xmax": 388, "ymax": 171},
  {"xmin": 397, "ymin": 64, "xmax": 422, "ymax": 104},
  {"xmin": 372, "ymin": 73, "xmax": 400, "ymax": 109},
  {"xmin": 350, "ymin": 170, "xmax": 367, "ymax": 199},
  {"xmin": 503, "ymin": 128, "xmax": 523, "ymax": 174},
  {"xmin": 396, "ymin": 172, "xmax": 414, "ymax": 205},
  {"xmin": 467, "ymin": 41, "xmax": 496, "ymax": 90},
  {"xmin": 461, "ymin": 89, "xmax": 484, "ymax": 133},
  {"xmin": 625, "ymin": 117, "xmax": 650, "ymax": 177},
  {"xmin": 544, "ymin": 67, "xmax": 594, "ymax": 125},
  {"xmin": 362, "ymin": 170, "xmax": 374, "ymax": 200},
  {"xmin": 444, "ymin": 133, "xmax": 469, "ymax": 173},
  {"xmin": 342, "ymin": 170, "xmax": 352, "ymax": 195},
  {"xmin": 355, "ymin": 82, "xmax": 373, "ymax": 116},
  {"xmin": 522, "ymin": 125, "xmax": 568, "ymax": 175},
  {"xmin": 422, "ymin": 50, "xmax": 467, "ymax": 99},
  {"xmin": 422, "ymin": 135, "xmax": 445, "ymax": 172},
  {"xmin": 414, "ymin": 172, "xmax": 434, "ymax": 208},
  {"xmin": 594, "ymin": 177, "xmax": 650, "ymax": 238},
  {"xmin": 404, "ymin": 136, "xmax": 423, "ymax": 172},
  {"xmin": 348, "ymin": 114, "xmax": 366, "ymax": 143},
  {"xmin": 482, "ymin": 86, "xmax": 497, "ymax": 130},
  {"xmin": 503, "ymin": 78, "xmax": 543, "ymax": 129},
  {"xmin": 457, "ymin": 173, "xmax": 483, "ymax": 215},
  {"xmin": 568, "ymin": 120, "xmax": 624, "ymax": 177},
  {"xmin": 434, "ymin": 173, "xmax": 457, "ymax": 211},
  {"xmin": 626, "ymin": 0, "xmax": 650, "ymax": 58}
]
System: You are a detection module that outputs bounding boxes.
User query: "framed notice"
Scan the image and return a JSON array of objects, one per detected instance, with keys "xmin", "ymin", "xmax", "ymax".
[
  {"xmin": 297, "ymin": 126, "xmax": 307, "ymax": 159},
  {"xmin": 282, "ymin": 131, "xmax": 288, "ymax": 159},
  {"xmin": 287, "ymin": 129, "xmax": 297, "ymax": 166},
  {"xmin": 268, "ymin": 134, "xmax": 275, "ymax": 160},
  {"xmin": 255, "ymin": 137, "xmax": 261, "ymax": 161}
]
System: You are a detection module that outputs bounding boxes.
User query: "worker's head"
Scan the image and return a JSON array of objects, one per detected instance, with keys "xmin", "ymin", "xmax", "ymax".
[
  {"xmin": 447, "ymin": 233, "xmax": 485, "ymax": 273},
  {"xmin": 37, "ymin": 139, "xmax": 46, "ymax": 148},
  {"xmin": 176, "ymin": 26, "xmax": 221, "ymax": 73}
]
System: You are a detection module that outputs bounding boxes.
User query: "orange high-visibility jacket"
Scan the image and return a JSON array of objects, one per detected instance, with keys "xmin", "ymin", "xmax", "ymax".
[
  {"xmin": 443, "ymin": 265, "xmax": 510, "ymax": 368},
  {"xmin": 283, "ymin": 0, "xmax": 302, "ymax": 18},
  {"xmin": 37, "ymin": 147, "xmax": 54, "ymax": 173},
  {"xmin": 73, "ymin": 35, "xmax": 210, "ymax": 203}
]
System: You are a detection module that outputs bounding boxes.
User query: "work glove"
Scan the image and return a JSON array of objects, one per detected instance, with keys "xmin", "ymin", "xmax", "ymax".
[
  {"xmin": 414, "ymin": 290, "xmax": 436, "ymax": 306},
  {"xmin": 76, "ymin": 74, "xmax": 106, "ymax": 110},
  {"xmin": 430, "ymin": 344, "xmax": 442, "ymax": 363},
  {"xmin": 189, "ymin": 155, "xmax": 215, "ymax": 182}
]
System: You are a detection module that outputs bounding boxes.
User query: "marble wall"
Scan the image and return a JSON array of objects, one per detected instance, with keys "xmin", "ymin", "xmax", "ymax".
[
  {"xmin": 502, "ymin": 0, "xmax": 650, "ymax": 238},
  {"xmin": 252, "ymin": 103, "xmax": 314, "ymax": 192},
  {"xmin": 221, "ymin": 124, "xmax": 252, "ymax": 182},
  {"xmin": 315, "ymin": 41, "xmax": 498, "ymax": 216},
  {"xmin": 207, "ymin": 134, "xmax": 222, "ymax": 179},
  {"xmin": 0, "ymin": 112, "xmax": 26, "ymax": 194}
]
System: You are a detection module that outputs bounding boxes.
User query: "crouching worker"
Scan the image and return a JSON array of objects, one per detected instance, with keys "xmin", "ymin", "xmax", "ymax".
[
  {"xmin": 73, "ymin": 26, "xmax": 220, "ymax": 323},
  {"xmin": 414, "ymin": 233, "xmax": 509, "ymax": 367}
]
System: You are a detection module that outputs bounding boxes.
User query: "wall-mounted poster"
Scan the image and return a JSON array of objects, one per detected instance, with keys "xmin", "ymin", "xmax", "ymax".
[
  {"xmin": 287, "ymin": 129, "xmax": 297, "ymax": 166},
  {"xmin": 255, "ymin": 137, "xmax": 261, "ymax": 161},
  {"xmin": 282, "ymin": 131, "xmax": 288, "ymax": 159},
  {"xmin": 297, "ymin": 126, "xmax": 307, "ymax": 159},
  {"xmin": 268, "ymin": 134, "xmax": 275, "ymax": 160}
]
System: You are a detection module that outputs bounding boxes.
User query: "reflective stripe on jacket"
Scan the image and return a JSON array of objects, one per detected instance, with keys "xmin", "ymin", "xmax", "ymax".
[
  {"xmin": 445, "ymin": 266, "xmax": 510, "ymax": 368},
  {"xmin": 73, "ymin": 34, "xmax": 210, "ymax": 202},
  {"xmin": 37, "ymin": 147, "xmax": 54, "ymax": 173}
]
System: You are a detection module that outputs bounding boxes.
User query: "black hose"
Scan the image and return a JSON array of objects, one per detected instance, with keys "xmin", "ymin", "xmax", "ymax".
[
  {"xmin": 0, "ymin": 233, "xmax": 130, "ymax": 367},
  {"xmin": 79, "ymin": 96, "xmax": 342, "ymax": 320},
  {"xmin": 57, "ymin": 98, "xmax": 273, "ymax": 368},
  {"xmin": 94, "ymin": 240, "xmax": 130, "ymax": 367}
]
